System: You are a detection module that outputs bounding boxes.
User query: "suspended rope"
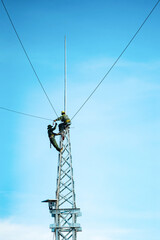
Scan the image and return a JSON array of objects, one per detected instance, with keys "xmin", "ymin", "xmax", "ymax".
[
  {"xmin": 1, "ymin": 0, "xmax": 58, "ymax": 117},
  {"xmin": 71, "ymin": 0, "xmax": 160, "ymax": 120},
  {"xmin": 0, "ymin": 106, "xmax": 53, "ymax": 121}
]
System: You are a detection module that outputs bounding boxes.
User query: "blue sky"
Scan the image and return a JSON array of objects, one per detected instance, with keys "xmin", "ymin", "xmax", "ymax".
[{"xmin": 0, "ymin": 0, "xmax": 160, "ymax": 239}]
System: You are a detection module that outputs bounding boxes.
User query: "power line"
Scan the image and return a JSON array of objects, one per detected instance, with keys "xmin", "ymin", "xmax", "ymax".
[
  {"xmin": 0, "ymin": 106, "xmax": 53, "ymax": 121},
  {"xmin": 71, "ymin": 0, "xmax": 160, "ymax": 120},
  {"xmin": 1, "ymin": 0, "xmax": 58, "ymax": 117}
]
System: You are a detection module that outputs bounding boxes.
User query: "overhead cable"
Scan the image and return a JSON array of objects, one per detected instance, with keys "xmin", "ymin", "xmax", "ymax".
[
  {"xmin": 71, "ymin": 0, "xmax": 160, "ymax": 120},
  {"xmin": 1, "ymin": 0, "xmax": 58, "ymax": 117},
  {"xmin": 0, "ymin": 106, "xmax": 53, "ymax": 121}
]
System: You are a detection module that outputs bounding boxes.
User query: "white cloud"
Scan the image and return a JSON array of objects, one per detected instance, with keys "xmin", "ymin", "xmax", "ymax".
[
  {"xmin": 72, "ymin": 57, "xmax": 160, "ymax": 75},
  {"xmin": 75, "ymin": 226, "xmax": 136, "ymax": 240},
  {"xmin": 0, "ymin": 219, "xmax": 52, "ymax": 240},
  {"xmin": 0, "ymin": 219, "xmax": 136, "ymax": 240}
]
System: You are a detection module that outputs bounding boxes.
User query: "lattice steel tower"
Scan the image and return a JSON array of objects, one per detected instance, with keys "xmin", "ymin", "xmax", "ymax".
[{"xmin": 43, "ymin": 37, "xmax": 82, "ymax": 240}]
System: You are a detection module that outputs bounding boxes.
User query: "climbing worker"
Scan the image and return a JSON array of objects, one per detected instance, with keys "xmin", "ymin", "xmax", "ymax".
[
  {"xmin": 54, "ymin": 111, "xmax": 71, "ymax": 132},
  {"xmin": 47, "ymin": 123, "xmax": 63, "ymax": 152}
]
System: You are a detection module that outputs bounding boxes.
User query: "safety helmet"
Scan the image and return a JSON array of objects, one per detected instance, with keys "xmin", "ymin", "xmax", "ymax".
[
  {"xmin": 61, "ymin": 111, "xmax": 65, "ymax": 115},
  {"xmin": 47, "ymin": 125, "xmax": 52, "ymax": 129}
]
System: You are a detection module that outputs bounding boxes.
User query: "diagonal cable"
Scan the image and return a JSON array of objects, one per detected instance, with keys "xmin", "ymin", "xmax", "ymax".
[
  {"xmin": 1, "ymin": 0, "xmax": 58, "ymax": 117},
  {"xmin": 0, "ymin": 106, "xmax": 52, "ymax": 121},
  {"xmin": 71, "ymin": 0, "xmax": 160, "ymax": 120}
]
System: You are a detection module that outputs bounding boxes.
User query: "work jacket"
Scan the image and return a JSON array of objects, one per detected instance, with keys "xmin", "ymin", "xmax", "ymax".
[
  {"xmin": 48, "ymin": 126, "xmax": 58, "ymax": 138},
  {"xmin": 55, "ymin": 114, "xmax": 71, "ymax": 124}
]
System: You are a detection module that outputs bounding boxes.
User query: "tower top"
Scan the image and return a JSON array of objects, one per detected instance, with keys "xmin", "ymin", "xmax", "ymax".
[{"xmin": 64, "ymin": 35, "xmax": 67, "ymax": 113}]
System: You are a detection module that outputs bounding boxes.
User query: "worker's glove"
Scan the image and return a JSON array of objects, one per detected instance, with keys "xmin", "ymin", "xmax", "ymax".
[{"xmin": 55, "ymin": 123, "xmax": 57, "ymax": 126}]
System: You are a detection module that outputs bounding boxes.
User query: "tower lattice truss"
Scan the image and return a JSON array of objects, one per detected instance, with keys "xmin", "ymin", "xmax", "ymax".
[{"xmin": 43, "ymin": 127, "xmax": 82, "ymax": 240}]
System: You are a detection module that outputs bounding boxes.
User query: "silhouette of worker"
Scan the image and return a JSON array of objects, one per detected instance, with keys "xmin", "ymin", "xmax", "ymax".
[
  {"xmin": 47, "ymin": 124, "xmax": 63, "ymax": 152},
  {"xmin": 54, "ymin": 111, "xmax": 71, "ymax": 133}
]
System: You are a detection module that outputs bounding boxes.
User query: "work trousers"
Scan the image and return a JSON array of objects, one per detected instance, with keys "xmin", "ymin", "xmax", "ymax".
[
  {"xmin": 50, "ymin": 137, "xmax": 61, "ymax": 152},
  {"xmin": 59, "ymin": 123, "xmax": 71, "ymax": 132}
]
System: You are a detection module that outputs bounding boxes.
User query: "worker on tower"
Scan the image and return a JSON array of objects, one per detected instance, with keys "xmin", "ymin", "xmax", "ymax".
[
  {"xmin": 47, "ymin": 123, "xmax": 63, "ymax": 152},
  {"xmin": 54, "ymin": 111, "xmax": 71, "ymax": 132}
]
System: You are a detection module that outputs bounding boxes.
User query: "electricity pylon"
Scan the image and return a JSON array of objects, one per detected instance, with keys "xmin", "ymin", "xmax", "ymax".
[{"xmin": 43, "ymin": 36, "xmax": 82, "ymax": 240}]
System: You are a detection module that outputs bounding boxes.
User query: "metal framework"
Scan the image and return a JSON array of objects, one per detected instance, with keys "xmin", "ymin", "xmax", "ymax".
[
  {"xmin": 43, "ymin": 37, "xmax": 81, "ymax": 239},
  {"xmin": 43, "ymin": 127, "xmax": 82, "ymax": 240}
]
